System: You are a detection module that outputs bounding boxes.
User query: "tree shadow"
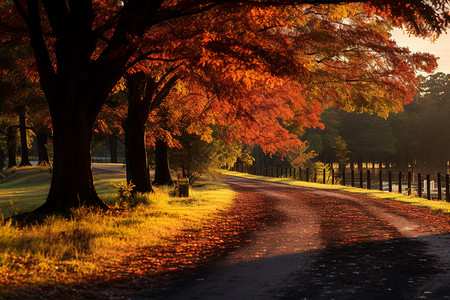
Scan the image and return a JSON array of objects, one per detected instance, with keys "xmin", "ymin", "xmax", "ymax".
[{"xmin": 140, "ymin": 234, "xmax": 450, "ymax": 300}]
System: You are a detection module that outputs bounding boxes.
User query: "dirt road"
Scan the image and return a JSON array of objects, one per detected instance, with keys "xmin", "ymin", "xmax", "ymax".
[{"xmin": 137, "ymin": 175, "xmax": 450, "ymax": 300}]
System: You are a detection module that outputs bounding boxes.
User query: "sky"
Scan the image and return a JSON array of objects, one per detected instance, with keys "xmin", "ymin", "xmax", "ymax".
[{"xmin": 391, "ymin": 28, "xmax": 450, "ymax": 74}]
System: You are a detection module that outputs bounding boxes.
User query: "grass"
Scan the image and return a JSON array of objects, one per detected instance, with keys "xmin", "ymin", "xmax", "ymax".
[
  {"xmin": 0, "ymin": 166, "xmax": 235, "ymax": 290},
  {"xmin": 0, "ymin": 164, "xmax": 126, "ymax": 218},
  {"xmin": 222, "ymin": 170, "xmax": 450, "ymax": 215}
]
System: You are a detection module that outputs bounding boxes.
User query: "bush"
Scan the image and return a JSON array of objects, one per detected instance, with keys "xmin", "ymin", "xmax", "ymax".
[
  {"xmin": 308, "ymin": 161, "xmax": 333, "ymax": 184},
  {"xmin": 113, "ymin": 181, "xmax": 135, "ymax": 208}
]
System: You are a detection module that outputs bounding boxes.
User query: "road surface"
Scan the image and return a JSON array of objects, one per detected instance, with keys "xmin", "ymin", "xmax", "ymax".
[{"xmin": 137, "ymin": 175, "xmax": 450, "ymax": 300}]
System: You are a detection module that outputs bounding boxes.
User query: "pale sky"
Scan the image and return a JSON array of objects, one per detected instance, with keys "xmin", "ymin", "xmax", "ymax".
[{"xmin": 391, "ymin": 28, "xmax": 450, "ymax": 74}]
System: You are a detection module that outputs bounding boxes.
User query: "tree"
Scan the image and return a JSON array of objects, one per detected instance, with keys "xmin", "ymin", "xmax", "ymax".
[
  {"xmin": 123, "ymin": 68, "xmax": 179, "ymax": 190},
  {"xmin": 0, "ymin": 42, "xmax": 45, "ymax": 167},
  {"xmin": 1, "ymin": 0, "xmax": 448, "ymax": 215},
  {"xmin": 333, "ymin": 136, "xmax": 350, "ymax": 170}
]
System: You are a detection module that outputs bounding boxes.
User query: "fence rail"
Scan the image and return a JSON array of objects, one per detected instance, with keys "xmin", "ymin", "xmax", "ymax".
[
  {"xmin": 28, "ymin": 156, "xmax": 126, "ymax": 164},
  {"xmin": 231, "ymin": 164, "xmax": 450, "ymax": 202}
]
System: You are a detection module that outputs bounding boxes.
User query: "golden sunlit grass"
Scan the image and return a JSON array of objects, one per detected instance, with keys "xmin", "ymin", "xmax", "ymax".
[
  {"xmin": 0, "ymin": 167, "xmax": 235, "ymax": 291},
  {"xmin": 223, "ymin": 170, "xmax": 450, "ymax": 215}
]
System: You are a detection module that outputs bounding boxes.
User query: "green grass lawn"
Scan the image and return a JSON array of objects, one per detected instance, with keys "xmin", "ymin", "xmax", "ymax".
[
  {"xmin": 0, "ymin": 164, "xmax": 127, "ymax": 218},
  {"xmin": 223, "ymin": 170, "xmax": 450, "ymax": 215},
  {"xmin": 0, "ymin": 166, "xmax": 235, "ymax": 292}
]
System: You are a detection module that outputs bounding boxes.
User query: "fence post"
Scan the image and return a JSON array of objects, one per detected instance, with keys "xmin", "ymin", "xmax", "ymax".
[
  {"xmin": 351, "ymin": 169, "xmax": 355, "ymax": 187},
  {"xmin": 359, "ymin": 170, "xmax": 363, "ymax": 188},
  {"xmin": 446, "ymin": 174, "xmax": 450, "ymax": 202},
  {"xmin": 398, "ymin": 171, "xmax": 402, "ymax": 194},
  {"xmin": 418, "ymin": 173, "xmax": 422, "ymax": 197},
  {"xmin": 379, "ymin": 170, "xmax": 383, "ymax": 191},
  {"xmin": 408, "ymin": 172, "xmax": 412, "ymax": 195},
  {"xmin": 342, "ymin": 169, "xmax": 346, "ymax": 186},
  {"xmin": 332, "ymin": 168, "xmax": 335, "ymax": 185},
  {"xmin": 323, "ymin": 168, "xmax": 326, "ymax": 184},
  {"xmin": 388, "ymin": 171, "xmax": 392, "ymax": 192},
  {"xmin": 367, "ymin": 170, "xmax": 371, "ymax": 190},
  {"xmin": 427, "ymin": 174, "xmax": 431, "ymax": 200},
  {"xmin": 306, "ymin": 168, "xmax": 309, "ymax": 182},
  {"xmin": 438, "ymin": 173, "xmax": 442, "ymax": 200}
]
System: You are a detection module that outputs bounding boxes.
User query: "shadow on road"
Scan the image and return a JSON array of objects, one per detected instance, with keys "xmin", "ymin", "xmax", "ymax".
[{"xmin": 139, "ymin": 234, "xmax": 449, "ymax": 300}]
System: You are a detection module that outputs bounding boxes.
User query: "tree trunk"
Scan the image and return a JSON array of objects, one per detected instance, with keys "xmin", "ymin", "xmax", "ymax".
[
  {"xmin": 154, "ymin": 139, "xmax": 173, "ymax": 185},
  {"xmin": 7, "ymin": 126, "xmax": 17, "ymax": 168},
  {"xmin": 18, "ymin": 108, "xmax": 32, "ymax": 166},
  {"xmin": 124, "ymin": 110, "xmax": 152, "ymax": 194},
  {"xmin": 36, "ymin": 129, "xmax": 50, "ymax": 164},
  {"xmin": 33, "ymin": 109, "xmax": 109, "ymax": 214},
  {"xmin": 0, "ymin": 147, "xmax": 5, "ymax": 172},
  {"xmin": 109, "ymin": 134, "xmax": 118, "ymax": 163}
]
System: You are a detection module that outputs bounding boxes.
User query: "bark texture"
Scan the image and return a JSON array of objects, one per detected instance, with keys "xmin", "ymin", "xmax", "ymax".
[
  {"xmin": 154, "ymin": 139, "xmax": 173, "ymax": 185},
  {"xmin": 7, "ymin": 126, "xmax": 17, "ymax": 168},
  {"xmin": 36, "ymin": 129, "xmax": 50, "ymax": 164},
  {"xmin": 18, "ymin": 108, "xmax": 31, "ymax": 166},
  {"xmin": 34, "ymin": 107, "xmax": 109, "ymax": 214}
]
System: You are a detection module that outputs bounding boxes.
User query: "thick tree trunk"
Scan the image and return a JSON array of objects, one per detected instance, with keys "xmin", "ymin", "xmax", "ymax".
[
  {"xmin": 124, "ymin": 112, "xmax": 152, "ymax": 193},
  {"xmin": 109, "ymin": 134, "xmax": 118, "ymax": 163},
  {"xmin": 154, "ymin": 139, "xmax": 173, "ymax": 185},
  {"xmin": 36, "ymin": 129, "xmax": 50, "ymax": 164},
  {"xmin": 18, "ymin": 108, "xmax": 32, "ymax": 166},
  {"xmin": 7, "ymin": 127, "xmax": 17, "ymax": 168},
  {"xmin": 33, "ymin": 110, "xmax": 109, "ymax": 214}
]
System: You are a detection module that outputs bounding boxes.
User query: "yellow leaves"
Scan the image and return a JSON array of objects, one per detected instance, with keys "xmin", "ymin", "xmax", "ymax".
[
  {"xmin": 110, "ymin": 77, "xmax": 126, "ymax": 95},
  {"xmin": 187, "ymin": 122, "xmax": 213, "ymax": 143}
]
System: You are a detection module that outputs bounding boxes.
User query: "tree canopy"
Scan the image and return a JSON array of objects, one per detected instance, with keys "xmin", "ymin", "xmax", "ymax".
[{"xmin": 1, "ymin": 0, "xmax": 449, "ymax": 214}]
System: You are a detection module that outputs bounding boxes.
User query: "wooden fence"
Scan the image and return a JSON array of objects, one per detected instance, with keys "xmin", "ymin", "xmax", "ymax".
[{"xmin": 231, "ymin": 163, "xmax": 450, "ymax": 202}]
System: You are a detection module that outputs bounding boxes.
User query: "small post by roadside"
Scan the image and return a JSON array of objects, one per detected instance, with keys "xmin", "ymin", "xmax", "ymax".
[
  {"xmin": 438, "ymin": 173, "xmax": 442, "ymax": 200},
  {"xmin": 398, "ymin": 171, "xmax": 402, "ymax": 194},
  {"xmin": 367, "ymin": 170, "xmax": 371, "ymax": 190},
  {"xmin": 427, "ymin": 174, "xmax": 431, "ymax": 200},
  {"xmin": 388, "ymin": 171, "xmax": 392, "ymax": 192},
  {"xmin": 359, "ymin": 170, "xmax": 363, "ymax": 188},
  {"xmin": 446, "ymin": 174, "xmax": 450, "ymax": 202},
  {"xmin": 379, "ymin": 170, "xmax": 383, "ymax": 191},
  {"xmin": 408, "ymin": 172, "xmax": 412, "ymax": 195},
  {"xmin": 418, "ymin": 173, "xmax": 422, "ymax": 197}
]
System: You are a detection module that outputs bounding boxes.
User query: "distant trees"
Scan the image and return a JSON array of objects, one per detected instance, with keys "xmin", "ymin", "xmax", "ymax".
[
  {"xmin": 0, "ymin": 42, "xmax": 49, "ymax": 168},
  {"xmin": 303, "ymin": 73, "xmax": 450, "ymax": 170}
]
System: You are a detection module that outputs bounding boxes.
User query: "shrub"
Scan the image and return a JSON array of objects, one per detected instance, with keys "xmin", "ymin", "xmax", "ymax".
[
  {"xmin": 308, "ymin": 161, "xmax": 333, "ymax": 184},
  {"xmin": 113, "ymin": 181, "xmax": 135, "ymax": 208}
]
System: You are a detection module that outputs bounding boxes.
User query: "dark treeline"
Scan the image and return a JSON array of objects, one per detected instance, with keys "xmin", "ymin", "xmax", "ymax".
[{"xmin": 303, "ymin": 73, "xmax": 450, "ymax": 172}]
